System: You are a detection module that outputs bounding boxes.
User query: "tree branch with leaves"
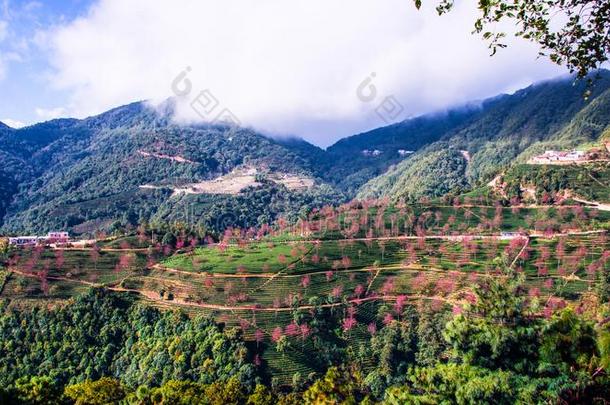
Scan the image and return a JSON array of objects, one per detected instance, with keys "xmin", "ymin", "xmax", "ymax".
[{"xmin": 415, "ymin": 0, "xmax": 610, "ymax": 79}]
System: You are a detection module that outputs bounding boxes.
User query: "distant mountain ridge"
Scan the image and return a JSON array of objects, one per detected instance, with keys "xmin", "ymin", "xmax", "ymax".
[
  {"xmin": 1, "ymin": 71, "xmax": 609, "ymax": 234},
  {"xmin": 323, "ymin": 107, "xmax": 482, "ymax": 194}
]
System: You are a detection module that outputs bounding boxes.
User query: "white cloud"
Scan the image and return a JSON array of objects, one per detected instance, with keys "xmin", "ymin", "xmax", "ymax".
[
  {"xmin": 47, "ymin": 0, "xmax": 563, "ymax": 146},
  {"xmin": 0, "ymin": 20, "xmax": 7, "ymax": 42},
  {"xmin": 1, "ymin": 117, "xmax": 26, "ymax": 128},
  {"xmin": 35, "ymin": 106, "xmax": 67, "ymax": 121},
  {"xmin": 0, "ymin": 50, "xmax": 20, "ymax": 81}
]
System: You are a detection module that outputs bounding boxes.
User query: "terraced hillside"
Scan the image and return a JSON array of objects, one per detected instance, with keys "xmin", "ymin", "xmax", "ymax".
[{"xmin": 2, "ymin": 200, "xmax": 609, "ymax": 385}]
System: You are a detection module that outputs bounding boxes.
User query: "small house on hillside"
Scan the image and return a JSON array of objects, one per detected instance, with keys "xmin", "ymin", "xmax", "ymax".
[
  {"xmin": 362, "ymin": 149, "xmax": 383, "ymax": 157},
  {"xmin": 47, "ymin": 232, "xmax": 69, "ymax": 243}
]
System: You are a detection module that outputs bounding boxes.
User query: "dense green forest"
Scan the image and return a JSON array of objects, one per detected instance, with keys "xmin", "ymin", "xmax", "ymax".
[
  {"xmin": 0, "ymin": 289, "xmax": 255, "ymax": 389},
  {"xmin": 0, "ymin": 260, "xmax": 607, "ymax": 404}
]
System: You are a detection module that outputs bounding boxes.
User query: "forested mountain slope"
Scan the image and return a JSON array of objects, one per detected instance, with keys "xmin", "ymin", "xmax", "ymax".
[
  {"xmin": 2, "ymin": 71, "xmax": 610, "ymax": 234},
  {"xmin": 324, "ymin": 108, "xmax": 481, "ymax": 194},
  {"xmin": 0, "ymin": 123, "xmax": 17, "ymax": 222},
  {"xmin": 358, "ymin": 70, "xmax": 610, "ymax": 201},
  {"xmin": 0, "ymin": 102, "xmax": 341, "ymax": 235}
]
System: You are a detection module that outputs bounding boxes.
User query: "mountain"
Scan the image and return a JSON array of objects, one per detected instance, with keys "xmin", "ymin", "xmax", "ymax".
[
  {"xmin": 0, "ymin": 122, "xmax": 18, "ymax": 222},
  {"xmin": 323, "ymin": 108, "xmax": 481, "ymax": 194},
  {"xmin": 0, "ymin": 102, "xmax": 343, "ymax": 235},
  {"xmin": 2, "ymin": 71, "xmax": 610, "ymax": 235},
  {"xmin": 357, "ymin": 70, "xmax": 610, "ymax": 201}
]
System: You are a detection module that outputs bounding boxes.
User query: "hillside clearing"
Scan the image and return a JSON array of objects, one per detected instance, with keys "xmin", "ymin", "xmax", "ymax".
[{"xmin": 139, "ymin": 166, "xmax": 315, "ymax": 196}]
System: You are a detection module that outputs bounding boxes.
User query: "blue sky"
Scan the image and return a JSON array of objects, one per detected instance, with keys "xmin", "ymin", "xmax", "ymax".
[
  {"xmin": 0, "ymin": 0, "xmax": 564, "ymax": 146},
  {"xmin": 0, "ymin": 0, "xmax": 95, "ymax": 127}
]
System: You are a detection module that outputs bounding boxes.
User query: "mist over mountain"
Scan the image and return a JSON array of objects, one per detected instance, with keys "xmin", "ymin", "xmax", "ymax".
[{"xmin": 1, "ymin": 71, "xmax": 609, "ymax": 235}]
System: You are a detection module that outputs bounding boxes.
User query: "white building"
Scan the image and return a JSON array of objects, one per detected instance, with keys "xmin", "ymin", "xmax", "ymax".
[
  {"xmin": 47, "ymin": 232, "xmax": 69, "ymax": 241},
  {"xmin": 530, "ymin": 150, "xmax": 586, "ymax": 164},
  {"xmin": 8, "ymin": 236, "xmax": 45, "ymax": 246},
  {"xmin": 362, "ymin": 149, "xmax": 383, "ymax": 157},
  {"xmin": 8, "ymin": 231, "xmax": 70, "ymax": 246}
]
